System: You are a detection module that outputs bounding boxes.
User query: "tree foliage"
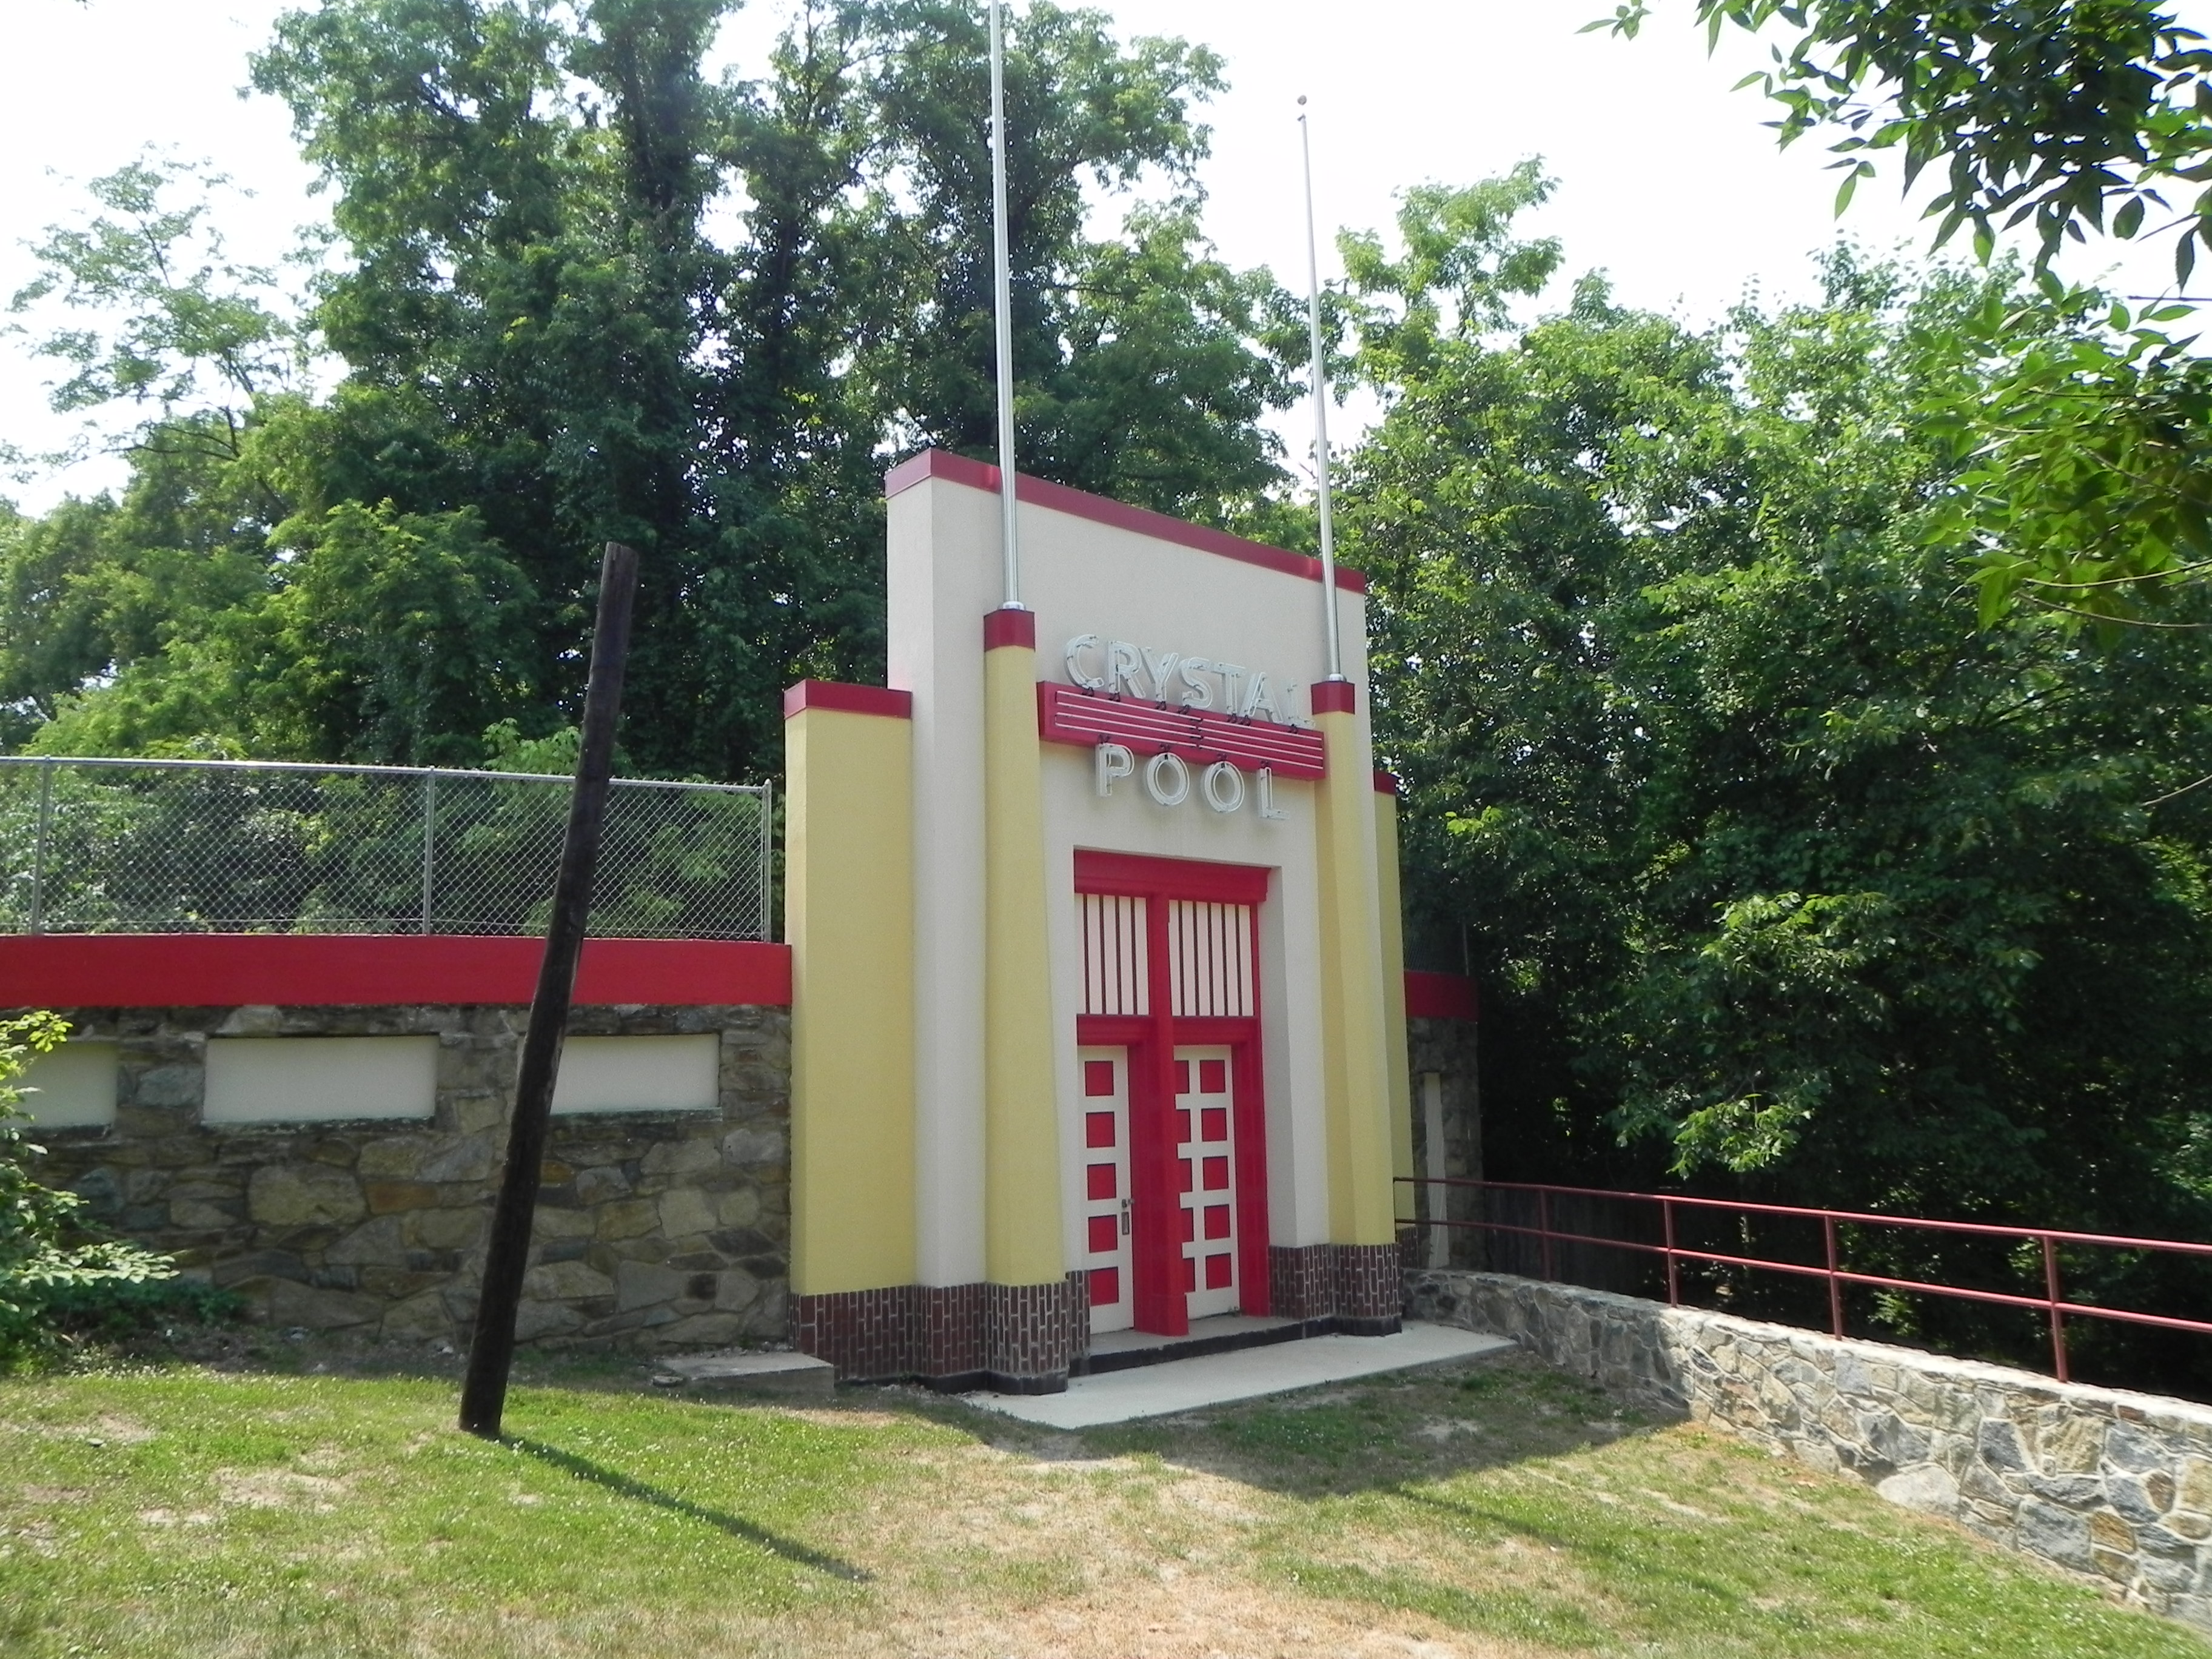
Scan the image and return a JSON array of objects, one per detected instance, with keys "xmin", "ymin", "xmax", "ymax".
[
  {"xmin": 1600, "ymin": 1, "xmax": 2212, "ymax": 622},
  {"xmin": 1346, "ymin": 184, "xmax": 2212, "ymax": 1262},
  {"xmin": 0, "ymin": 1013, "xmax": 183, "ymax": 1368},
  {"xmin": 2, "ymin": 0, "xmax": 1301, "ymax": 779},
  {"xmin": 1598, "ymin": 1, "xmax": 2212, "ymax": 276},
  {"xmin": 8, "ymin": 159, "xmax": 306, "ymax": 430}
]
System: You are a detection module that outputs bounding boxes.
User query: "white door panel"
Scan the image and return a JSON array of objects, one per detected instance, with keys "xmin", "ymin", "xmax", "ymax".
[
  {"xmin": 1174, "ymin": 1044, "xmax": 1238, "ymax": 1319},
  {"xmin": 1078, "ymin": 1045, "xmax": 1134, "ymax": 1333}
]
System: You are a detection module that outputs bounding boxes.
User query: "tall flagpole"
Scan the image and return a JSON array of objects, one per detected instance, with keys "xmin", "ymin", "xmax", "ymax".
[
  {"xmin": 1298, "ymin": 96, "xmax": 1345, "ymax": 683},
  {"xmin": 990, "ymin": 0, "xmax": 1022, "ymax": 609},
  {"xmin": 979, "ymin": 0, "xmax": 1064, "ymax": 1372}
]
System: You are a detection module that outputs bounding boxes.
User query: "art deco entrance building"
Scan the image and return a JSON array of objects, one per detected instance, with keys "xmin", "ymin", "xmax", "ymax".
[{"xmin": 783, "ymin": 453, "xmax": 1414, "ymax": 1393}]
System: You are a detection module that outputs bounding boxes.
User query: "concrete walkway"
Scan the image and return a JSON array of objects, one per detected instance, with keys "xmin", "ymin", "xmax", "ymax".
[{"xmin": 963, "ymin": 1321, "xmax": 1514, "ymax": 1429}]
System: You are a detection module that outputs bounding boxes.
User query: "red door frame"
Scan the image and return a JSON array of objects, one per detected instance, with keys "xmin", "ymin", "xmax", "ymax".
[{"xmin": 1074, "ymin": 851, "xmax": 1272, "ymax": 1337}]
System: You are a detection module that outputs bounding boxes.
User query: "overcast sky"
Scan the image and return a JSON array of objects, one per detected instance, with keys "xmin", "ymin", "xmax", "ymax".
[{"xmin": 2, "ymin": 0, "xmax": 2200, "ymax": 512}]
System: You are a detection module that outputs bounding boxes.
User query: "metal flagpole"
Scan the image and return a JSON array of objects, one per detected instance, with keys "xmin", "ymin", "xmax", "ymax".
[
  {"xmin": 1298, "ymin": 97, "xmax": 1345, "ymax": 682},
  {"xmin": 990, "ymin": 0, "xmax": 1023, "ymax": 609}
]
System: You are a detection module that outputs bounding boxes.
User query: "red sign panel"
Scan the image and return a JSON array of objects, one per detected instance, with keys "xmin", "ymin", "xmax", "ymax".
[{"xmin": 1036, "ymin": 683, "xmax": 1327, "ymax": 780}]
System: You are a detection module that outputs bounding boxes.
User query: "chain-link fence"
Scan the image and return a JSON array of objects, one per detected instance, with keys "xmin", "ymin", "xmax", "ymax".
[{"xmin": 0, "ymin": 757, "xmax": 773, "ymax": 940}]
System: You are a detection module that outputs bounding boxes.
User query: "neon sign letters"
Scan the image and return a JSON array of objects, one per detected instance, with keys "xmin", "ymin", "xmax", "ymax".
[{"xmin": 1060, "ymin": 635, "xmax": 1304, "ymax": 728}]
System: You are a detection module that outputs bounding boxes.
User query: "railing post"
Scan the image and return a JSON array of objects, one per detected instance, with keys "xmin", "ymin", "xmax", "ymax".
[
  {"xmin": 1663, "ymin": 1196, "xmax": 1680, "ymax": 1306},
  {"xmin": 420, "ymin": 773, "xmax": 437, "ymax": 934},
  {"xmin": 1538, "ymin": 1187, "xmax": 1554, "ymax": 1282},
  {"xmin": 1825, "ymin": 1213, "xmax": 1844, "ymax": 1338},
  {"xmin": 28, "ymin": 759, "xmax": 55, "ymax": 934},
  {"xmin": 758, "ymin": 779, "xmax": 774, "ymax": 941},
  {"xmin": 2043, "ymin": 1233, "xmax": 2068, "ymax": 1382}
]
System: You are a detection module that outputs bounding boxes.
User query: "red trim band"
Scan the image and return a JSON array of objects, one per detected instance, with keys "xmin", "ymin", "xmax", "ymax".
[
  {"xmin": 1310, "ymin": 680, "xmax": 1358, "ymax": 715},
  {"xmin": 0, "ymin": 934, "xmax": 793, "ymax": 1010},
  {"xmin": 1373, "ymin": 769, "xmax": 1399, "ymax": 796},
  {"xmin": 1405, "ymin": 970, "xmax": 1478, "ymax": 1022},
  {"xmin": 982, "ymin": 608, "xmax": 1037, "ymax": 651},
  {"xmin": 783, "ymin": 680, "xmax": 913, "ymax": 720},
  {"xmin": 1038, "ymin": 684, "xmax": 1326, "ymax": 780},
  {"xmin": 884, "ymin": 449, "xmax": 1367, "ymax": 595},
  {"xmin": 1074, "ymin": 850, "xmax": 1270, "ymax": 905}
]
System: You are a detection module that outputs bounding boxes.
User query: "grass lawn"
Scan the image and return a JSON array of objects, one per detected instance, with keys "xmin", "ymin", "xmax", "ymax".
[{"xmin": 1, "ymin": 1346, "xmax": 2205, "ymax": 1658}]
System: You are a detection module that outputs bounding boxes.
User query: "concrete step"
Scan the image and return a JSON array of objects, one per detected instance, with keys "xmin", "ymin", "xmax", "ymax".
[
  {"xmin": 970, "ymin": 1321, "xmax": 1515, "ymax": 1429},
  {"xmin": 1083, "ymin": 1313, "xmax": 1342, "ymax": 1374},
  {"xmin": 654, "ymin": 1349, "xmax": 835, "ymax": 1396}
]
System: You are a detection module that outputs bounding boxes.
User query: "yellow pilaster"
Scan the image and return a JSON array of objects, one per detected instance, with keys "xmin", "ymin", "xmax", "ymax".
[
  {"xmin": 785, "ymin": 686, "xmax": 917, "ymax": 1296},
  {"xmin": 983, "ymin": 618, "xmax": 1065, "ymax": 1284},
  {"xmin": 1375, "ymin": 780, "xmax": 1415, "ymax": 1198},
  {"xmin": 1314, "ymin": 694, "xmax": 1399, "ymax": 1246}
]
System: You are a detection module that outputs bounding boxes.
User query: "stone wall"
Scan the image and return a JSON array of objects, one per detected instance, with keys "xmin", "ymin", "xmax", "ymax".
[
  {"xmin": 38, "ymin": 1002, "xmax": 790, "ymax": 1350},
  {"xmin": 1407, "ymin": 1269, "xmax": 2212, "ymax": 1632}
]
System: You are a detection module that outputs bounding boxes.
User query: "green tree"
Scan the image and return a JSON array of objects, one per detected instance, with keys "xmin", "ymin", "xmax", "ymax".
[
  {"xmin": 1600, "ymin": 1, "xmax": 2212, "ymax": 623},
  {"xmin": 856, "ymin": 0, "xmax": 1298, "ymax": 523},
  {"xmin": 1597, "ymin": 1, "xmax": 2212, "ymax": 271},
  {"xmin": 226, "ymin": 0, "xmax": 1304, "ymax": 777},
  {"xmin": 8, "ymin": 158, "xmax": 307, "ymax": 444},
  {"xmin": 1344, "ymin": 181, "xmax": 2212, "ymax": 1272},
  {"xmin": 0, "ymin": 417, "xmax": 278, "ymax": 754},
  {"xmin": 0, "ymin": 1013, "xmax": 181, "ymax": 1369},
  {"xmin": 8, "ymin": 2, "xmax": 1306, "ymax": 774}
]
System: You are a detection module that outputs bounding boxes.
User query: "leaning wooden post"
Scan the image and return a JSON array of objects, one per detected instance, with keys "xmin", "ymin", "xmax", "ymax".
[{"xmin": 460, "ymin": 541, "xmax": 640, "ymax": 1439}]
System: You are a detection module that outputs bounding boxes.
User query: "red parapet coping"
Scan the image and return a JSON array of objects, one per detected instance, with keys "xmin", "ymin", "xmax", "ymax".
[
  {"xmin": 1373, "ymin": 769, "xmax": 1399, "ymax": 796},
  {"xmin": 1310, "ymin": 679, "xmax": 1357, "ymax": 715},
  {"xmin": 1404, "ymin": 970, "xmax": 1478, "ymax": 1022},
  {"xmin": 784, "ymin": 680, "xmax": 914, "ymax": 720},
  {"xmin": 885, "ymin": 449, "xmax": 1367, "ymax": 595},
  {"xmin": 982, "ymin": 607, "xmax": 1037, "ymax": 650},
  {"xmin": 1037, "ymin": 683, "xmax": 1327, "ymax": 780},
  {"xmin": 0, "ymin": 934, "xmax": 793, "ymax": 1010}
]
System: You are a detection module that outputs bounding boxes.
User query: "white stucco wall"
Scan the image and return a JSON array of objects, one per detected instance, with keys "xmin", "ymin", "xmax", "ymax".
[
  {"xmin": 886, "ymin": 463, "xmax": 1377, "ymax": 1276},
  {"xmin": 203, "ymin": 1036, "xmax": 438, "ymax": 1125},
  {"xmin": 16, "ymin": 1041, "xmax": 118, "ymax": 1130}
]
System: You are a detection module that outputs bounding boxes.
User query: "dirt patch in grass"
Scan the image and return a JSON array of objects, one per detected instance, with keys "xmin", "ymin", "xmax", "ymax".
[{"xmin": 0, "ymin": 1349, "xmax": 2204, "ymax": 1658}]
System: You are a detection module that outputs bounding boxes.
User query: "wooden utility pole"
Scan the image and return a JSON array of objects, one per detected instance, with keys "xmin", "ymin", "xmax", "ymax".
[{"xmin": 460, "ymin": 541, "xmax": 640, "ymax": 1439}]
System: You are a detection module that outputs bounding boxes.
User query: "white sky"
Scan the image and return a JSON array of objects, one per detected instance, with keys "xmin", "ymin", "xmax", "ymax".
[{"xmin": 1, "ymin": 0, "xmax": 2200, "ymax": 512}]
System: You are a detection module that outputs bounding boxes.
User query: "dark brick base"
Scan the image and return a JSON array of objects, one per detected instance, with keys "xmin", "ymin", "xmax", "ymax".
[
  {"xmin": 1269, "ymin": 1243, "xmax": 1404, "ymax": 1332},
  {"xmin": 800, "ymin": 1248, "xmax": 1400, "ymax": 1386},
  {"xmin": 793, "ymin": 1272, "xmax": 1086, "ymax": 1390},
  {"xmin": 789, "ymin": 1285, "xmax": 915, "ymax": 1382}
]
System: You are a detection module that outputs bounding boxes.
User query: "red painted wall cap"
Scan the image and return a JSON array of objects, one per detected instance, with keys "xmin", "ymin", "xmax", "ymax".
[
  {"xmin": 1311, "ymin": 680, "xmax": 1358, "ymax": 716},
  {"xmin": 783, "ymin": 680, "xmax": 914, "ymax": 720},
  {"xmin": 982, "ymin": 607, "xmax": 1037, "ymax": 651},
  {"xmin": 0, "ymin": 934, "xmax": 793, "ymax": 1010},
  {"xmin": 1405, "ymin": 970, "xmax": 1479, "ymax": 1022},
  {"xmin": 1373, "ymin": 769, "xmax": 1400, "ymax": 796}
]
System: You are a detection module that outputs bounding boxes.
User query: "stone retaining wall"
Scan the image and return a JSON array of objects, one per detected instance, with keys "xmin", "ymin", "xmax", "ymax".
[
  {"xmin": 38, "ymin": 1003, "xmax": 790, "ymax": 1350},
  {"xmin": 1407, "ymin": 1269, "xmax": 2212, "ymax": 1631}
]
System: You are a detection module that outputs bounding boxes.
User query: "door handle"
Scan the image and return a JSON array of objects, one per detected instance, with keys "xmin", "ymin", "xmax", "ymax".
[{"xmin": 1120, "ymin": 1196, "xmax": 1131, "ymax": 1236}]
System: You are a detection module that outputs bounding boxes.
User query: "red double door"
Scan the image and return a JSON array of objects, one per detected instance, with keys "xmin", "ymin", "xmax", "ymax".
[{"xmin": 1073, "ymin": 851, "xmax": 1271, "ymax": 1338}]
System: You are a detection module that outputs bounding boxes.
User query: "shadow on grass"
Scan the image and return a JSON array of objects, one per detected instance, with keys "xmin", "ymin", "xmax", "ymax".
[{"xmin": 508, "ymin": 1435, "xmax": 870, "ymax": 1581}]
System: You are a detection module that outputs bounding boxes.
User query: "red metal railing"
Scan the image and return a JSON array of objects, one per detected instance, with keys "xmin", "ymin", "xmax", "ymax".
[{"xmin": 1397, "ymin": 1176, "xmax": 2212, "ymax": 1384}]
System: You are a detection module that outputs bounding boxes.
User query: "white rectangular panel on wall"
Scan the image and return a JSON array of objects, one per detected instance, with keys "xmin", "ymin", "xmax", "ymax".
[
  {"xmin": 16, "ymin": 1042, "xmax": 118, "ymax": 1130},
  {"xmin": 550, "ymin": 1035, "xmax": 719, "ymax": 1115},
  {"xmin": 1081, "ymin": 893, "xmax": 1148, "ymax": 1017},
  {"xmin": 1168, "ymin": 901, "xmax": 1253, "ymax": 1019},
  {"xmin": 204, "ymin": 1036, "xmax": 437, "ymax": 1125}
]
